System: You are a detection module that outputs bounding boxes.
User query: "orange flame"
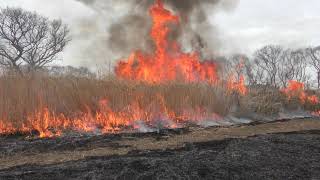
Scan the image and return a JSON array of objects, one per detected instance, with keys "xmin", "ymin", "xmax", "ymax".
[
  {"xmin": 0, "ymin": 0, "xmax": 249, "ymax": 138},
  {"xmin": 0, "ymin": 95, "xmax": 225, "ymax": 138},
  {"xmin": 115, "ymin": 0, "xmax": 218, "ymax": 84},
  {"xmin": 281, "ymin": 80, "xmax": 319, "ymax": 105},
  {"xmin": 227, "ymin": 75, "xmax": 247, "ymax": 96}
]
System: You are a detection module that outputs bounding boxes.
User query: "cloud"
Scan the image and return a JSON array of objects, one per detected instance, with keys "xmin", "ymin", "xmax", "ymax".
[{"xmin": 214, "ymin": 0, "xmax": 320, "ymax": 55}]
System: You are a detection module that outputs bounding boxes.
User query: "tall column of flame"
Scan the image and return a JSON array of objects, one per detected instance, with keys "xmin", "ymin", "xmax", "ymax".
[{"xmin": 115, "ymin": 0, "xmax": 218, "ymax": 84}]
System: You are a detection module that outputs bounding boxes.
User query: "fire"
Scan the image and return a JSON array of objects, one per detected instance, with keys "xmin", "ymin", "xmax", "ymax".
[
  {"xmin": 115, "ymin": 0, "xmax": 218, "ymax": 84},
  {"xmin": 0, "ymin": 0, "xmax": 248, "ymax": 138},
  {"xmin": 0, "ymin": 95, "xmax": 224, "ymax": 138},
  {"xmin": 227, "ymin": 75, "xmax": 247, "ymax": 96},
  {"xmin": 312, "ymin": 111, "xmax": 320, "ymax": 116},
  {"xmin": 308, "ymin": 95, "xmax": 319, "ymax": 105},
  {"xmin": 281, "ymin": 80, "xmax": 319, "ymax": 105}
]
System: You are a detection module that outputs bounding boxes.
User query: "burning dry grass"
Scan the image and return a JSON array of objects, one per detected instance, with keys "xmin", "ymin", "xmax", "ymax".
[
  {"xmin": 0, "ymin": 0, "xmax": 319, "ymax": 138},
  {"xmin": 0, "ymin": 73, "xmax": 235, "ymax": 136},
  {"xmin": 239, "ymin": 85, "xmax": 320, "ymax": 116},
  {"xmin": 0, "ymin": 72, "xmax": 319, "ymax": 137}
]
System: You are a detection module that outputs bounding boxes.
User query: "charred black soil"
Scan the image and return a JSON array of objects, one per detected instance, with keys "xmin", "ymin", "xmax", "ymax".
[{"xmin": 1, "ymin": 119, "xmax": 320, "ymax": 180}]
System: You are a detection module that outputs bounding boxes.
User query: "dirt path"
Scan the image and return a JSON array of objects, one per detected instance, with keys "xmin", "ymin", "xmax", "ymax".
[{"xmin": 0, "ymin": 118, "xmax": 320, "ymax": 170}]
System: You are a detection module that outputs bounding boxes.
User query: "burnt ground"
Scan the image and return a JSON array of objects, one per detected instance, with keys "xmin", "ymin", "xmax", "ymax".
[{"xmin": 0, "ymin": 119, "xmax": 320, "ymax": 180}]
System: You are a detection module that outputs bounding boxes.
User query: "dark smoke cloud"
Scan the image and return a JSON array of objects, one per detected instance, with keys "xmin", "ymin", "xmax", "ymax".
[{"xmin": 75, "ymin": 0, "xmax": 239, "ymax": 62}]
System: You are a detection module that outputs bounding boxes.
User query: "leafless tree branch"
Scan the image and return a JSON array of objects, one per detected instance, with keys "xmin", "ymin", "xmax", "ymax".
[{"xmin": 0, "ymin": 7, "xmax": 71, "ymax": 75}]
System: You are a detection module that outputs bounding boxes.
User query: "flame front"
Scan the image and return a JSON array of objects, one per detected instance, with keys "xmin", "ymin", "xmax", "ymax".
[
  {"xmin": 0, "ymin": 0, "xmax": 248, "ymax": 138},
  {"xmin": 0, "ymin": 96, "xmax": 223, "ymax": 138},
  {"xmin": 115, "ymin": 0, "xmax": 218, "ymax": 84}
]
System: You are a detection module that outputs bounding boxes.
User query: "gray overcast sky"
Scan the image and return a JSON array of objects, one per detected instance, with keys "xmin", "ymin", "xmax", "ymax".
[{"xmin": 0, "ymin": 0, "xmax": 319, "ymax": 67}]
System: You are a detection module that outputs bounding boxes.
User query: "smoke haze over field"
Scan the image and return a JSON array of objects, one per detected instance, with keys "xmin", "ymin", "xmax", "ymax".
[
  {"xmin": 75, "ymin": 0, "xmax": 239, "ymax": 62},
  {"xmin": 0, "ymin": 0, "xmax": 319, "ymax": 68}
]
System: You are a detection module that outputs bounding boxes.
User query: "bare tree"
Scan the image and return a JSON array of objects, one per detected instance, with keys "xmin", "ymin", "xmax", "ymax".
[
  {"xmin": 0, "ymin": 7, "xmax": 70, "ymax": 75},
  {"xmin": 226, "ymin": 54, "xmax": 257, "ymax": 84},
  {"xmin": 227, "ymin": 54, "xmax": 245, "ymax": 79},
  {"xmin": 253, "ymin": 45, "xmax": 283, "ymax": 87},
  {"xmin": 307, "ymin": 46, "xmax": 320, "ymax": 88},
  {"xmin": 244, "ymin": 58, "xmax": 263, "ymax": 86},
  {"xmin": 278, "ymin": 49, "xmax": 309, "ymax": 87}
]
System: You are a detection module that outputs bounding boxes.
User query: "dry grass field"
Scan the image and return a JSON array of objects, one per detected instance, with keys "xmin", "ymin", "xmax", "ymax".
[{"xmin": 0, "ymin": 73, "xmax": 233, "ymax": 133}]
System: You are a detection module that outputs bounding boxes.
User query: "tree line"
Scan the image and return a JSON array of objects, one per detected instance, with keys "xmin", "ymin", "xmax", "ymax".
[{"xmin": 222, "ymin": 45, "xmax": 320, "ymax": 89}]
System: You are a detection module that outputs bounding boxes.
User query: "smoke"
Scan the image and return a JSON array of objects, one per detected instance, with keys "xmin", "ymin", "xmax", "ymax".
[{"xmin": 75, "ymin": 0, "xmax": 239, "ymax": 65}]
